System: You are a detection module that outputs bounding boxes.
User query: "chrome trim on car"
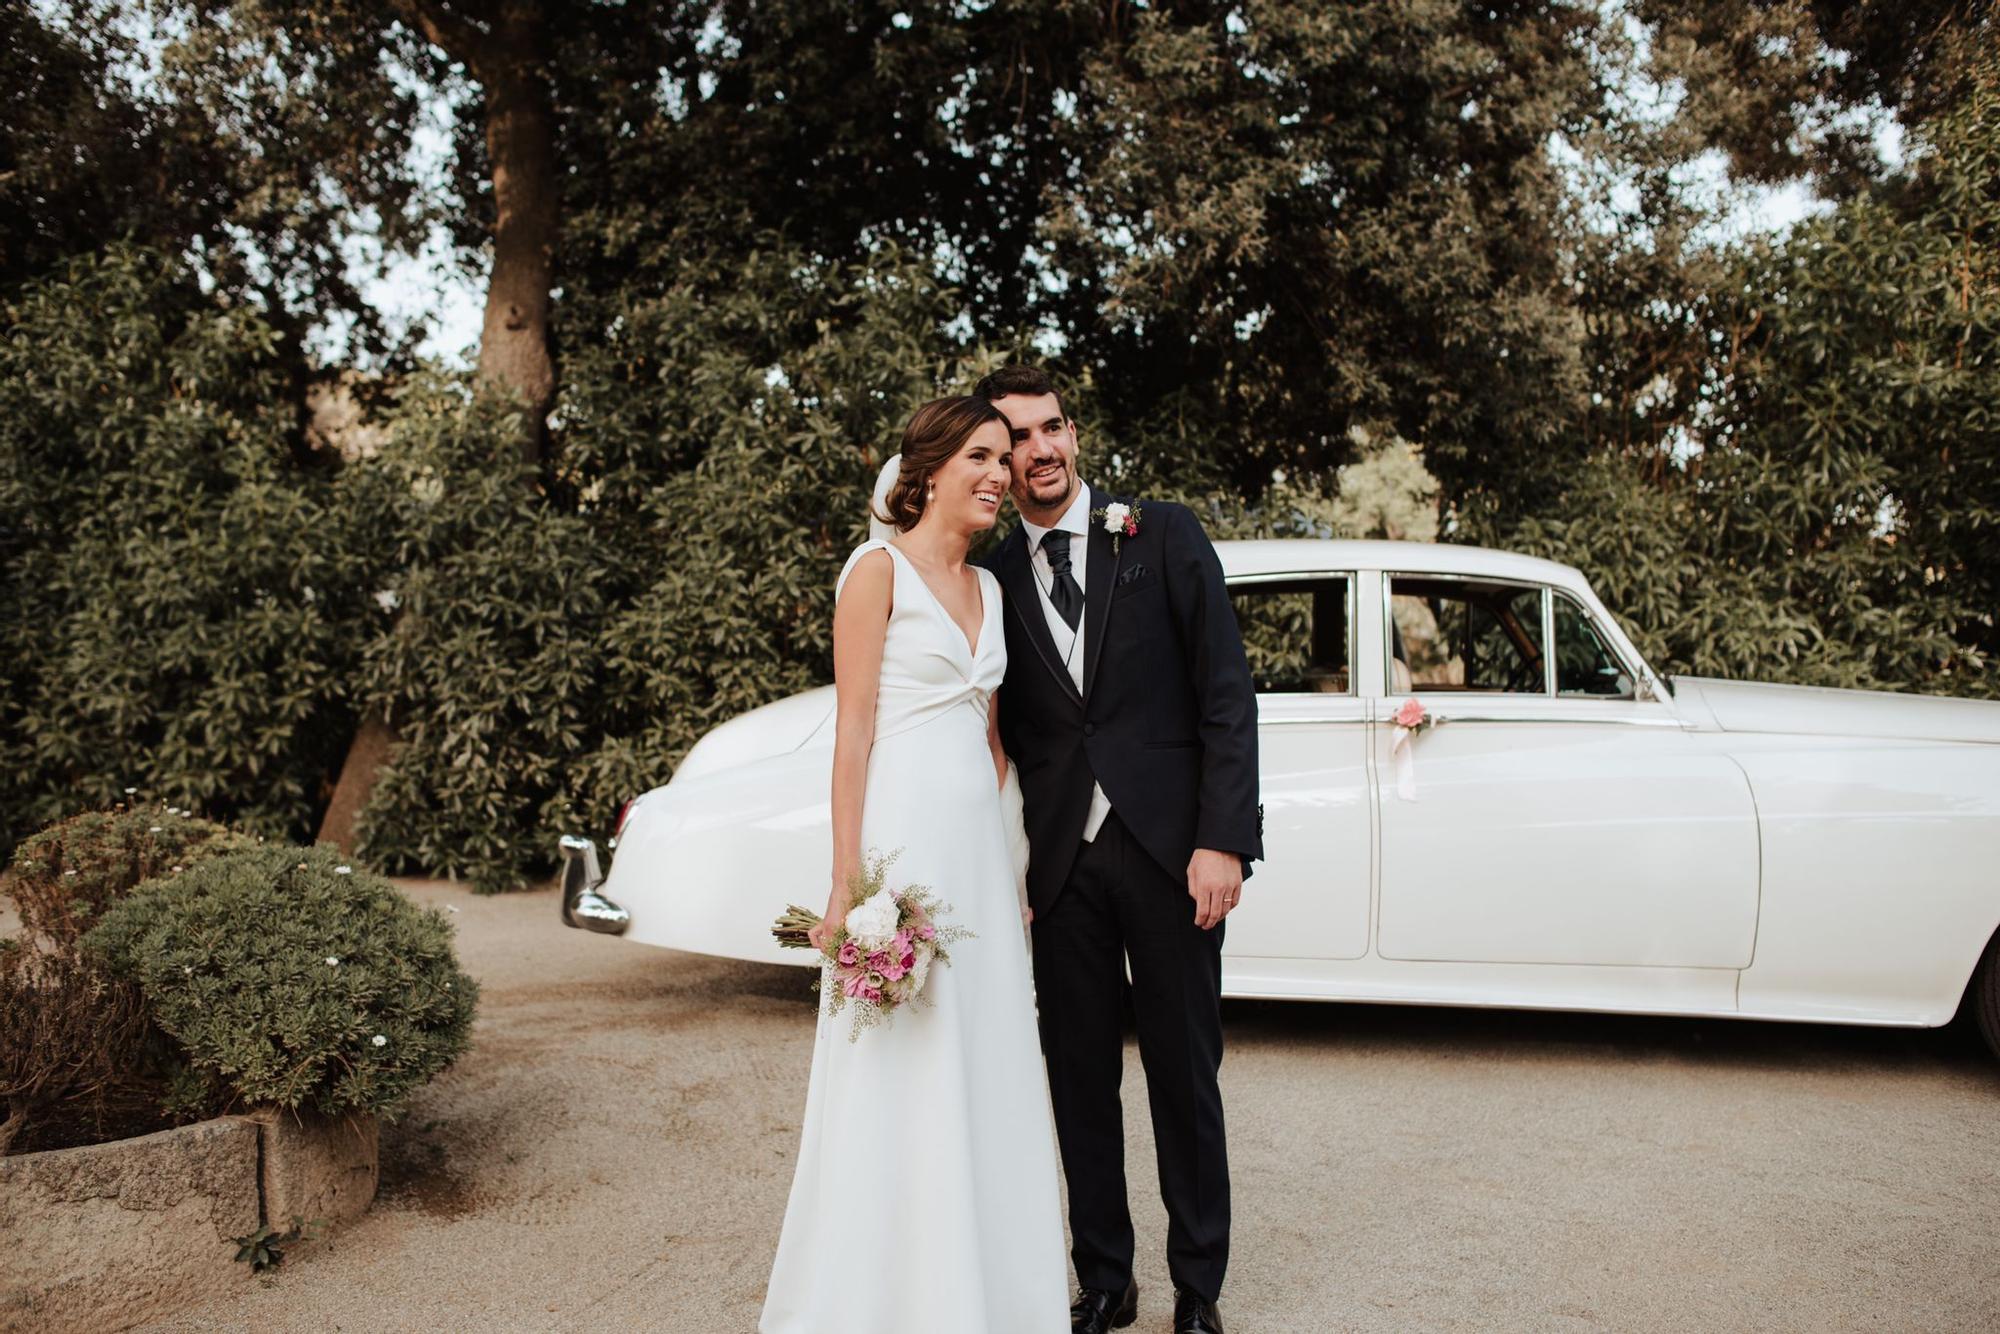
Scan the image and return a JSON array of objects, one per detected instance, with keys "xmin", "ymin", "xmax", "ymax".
[
  {"xmin": 1541, "ymin": 586, "xmax": 1556, "ymax": 696},
  {"xmin": 559, "ymin": 834, "xmax": 630, "ymax": 934},
  {"xmin": 1418, "ymin": 709, "xmax": 1690, "ymax": 727},
  {"xmin": 1256, "ymin": 711, "xmax": 1372, "ymax": 727}
]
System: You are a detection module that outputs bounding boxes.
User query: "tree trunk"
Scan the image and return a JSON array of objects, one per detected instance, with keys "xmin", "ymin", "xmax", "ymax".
[
  {"xmin": 475, "ymin": 10, "xmax": 559, "ymax": 465},
  {"xmin": 315, "ymin": 713, "xmax": 399, "ymax": 853},
  {"xmin": 321, "ymin": 0, "xmax": 558, "ymax": 856}
]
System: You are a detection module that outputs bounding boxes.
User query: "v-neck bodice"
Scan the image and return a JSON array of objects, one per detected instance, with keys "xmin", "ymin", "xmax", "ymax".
[{"xmin": 836, "ymin": 541, "xmax": 1006, "ymax": 742}]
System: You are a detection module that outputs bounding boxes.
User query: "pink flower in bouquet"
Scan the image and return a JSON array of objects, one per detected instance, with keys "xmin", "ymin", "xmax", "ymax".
[
  {"xmin": 837, "ymin": 939, "xmax": 860, "ymax": 966},
  {"xmin": 1393, "ymin": 697, "xmax": 1427, "ymax": 729},
  {"xmin": 867, "ymin": 949, "xmax": 891, "ymax": 972},
  {"xmin": 918, "ymin": 923, "xmax": 936, "ymax": 940}
]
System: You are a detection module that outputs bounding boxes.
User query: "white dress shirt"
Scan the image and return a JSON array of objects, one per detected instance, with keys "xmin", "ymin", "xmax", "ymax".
[{"xmin": 1018, "ymin": 483, "xmax": 1113, "ymax": 842}]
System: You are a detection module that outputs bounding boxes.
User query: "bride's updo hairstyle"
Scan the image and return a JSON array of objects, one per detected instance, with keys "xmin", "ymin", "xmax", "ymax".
[{"xmin": 874, "ymin": 395, "xmax": 1011, "ymax": 533}]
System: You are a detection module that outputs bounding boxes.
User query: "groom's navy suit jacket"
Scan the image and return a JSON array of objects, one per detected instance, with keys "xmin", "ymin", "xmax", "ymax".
[{"xmin": 984, "ymin": 486, "xmax": 1262, "ymax": 916}]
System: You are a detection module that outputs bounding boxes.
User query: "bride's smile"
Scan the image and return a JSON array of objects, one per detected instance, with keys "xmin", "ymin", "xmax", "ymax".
[{"xmin": 914, "ymin": 419, "xmax": 1013, "ymax": 536}]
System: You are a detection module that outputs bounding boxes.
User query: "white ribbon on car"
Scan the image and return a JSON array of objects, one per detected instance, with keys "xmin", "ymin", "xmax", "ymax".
[{"xmin": 1390, "ymin": 724, "xmax": 1421, "ymax": 801}]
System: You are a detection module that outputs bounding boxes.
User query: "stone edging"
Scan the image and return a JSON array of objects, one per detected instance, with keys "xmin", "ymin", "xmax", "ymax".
[{"xmin": 0, "ymin": 1108, "xmax": 378, "ymax": 1333}]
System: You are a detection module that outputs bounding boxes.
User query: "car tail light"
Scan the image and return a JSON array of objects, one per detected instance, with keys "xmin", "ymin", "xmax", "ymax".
[{"xmin": 610, "ymin": 797, "xmax": 637, "ymax": 847}]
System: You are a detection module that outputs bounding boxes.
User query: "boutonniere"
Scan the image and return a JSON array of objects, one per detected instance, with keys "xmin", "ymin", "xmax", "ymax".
[{"xmin": 1091, "ymin": 500, "xmax": 1142, "ymax": 552}]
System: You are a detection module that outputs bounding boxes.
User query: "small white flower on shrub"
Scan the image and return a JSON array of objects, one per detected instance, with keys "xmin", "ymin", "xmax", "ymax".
[
  {"xmin": 123, "ymin": 786, "xmax": 136, "ymax": 795},
  {"xmin": 334, "ymin": 865, "xmax": 352, "ymax": 875},
  {"xmin": 149, "ymin": 825, "xmax": 162, "ymax": 833},
  {"xmin": 83, "ymin": 845, "xmax": 478, "ymax": 1121},
  {"xmin": 374, "ymin": 588, "xmax": 400, "ymax": 613}
]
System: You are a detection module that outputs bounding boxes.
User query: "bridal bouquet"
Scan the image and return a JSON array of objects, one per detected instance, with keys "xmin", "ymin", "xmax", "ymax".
[{"xmin": 771, "ymin": 849, "xmax": 969, "ymax": 1040}]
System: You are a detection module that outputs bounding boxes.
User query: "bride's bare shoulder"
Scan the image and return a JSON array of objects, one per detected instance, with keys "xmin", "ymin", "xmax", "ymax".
[{"xmin": 835, "ymin": 544, "xmax": 895, "ymax": 611}]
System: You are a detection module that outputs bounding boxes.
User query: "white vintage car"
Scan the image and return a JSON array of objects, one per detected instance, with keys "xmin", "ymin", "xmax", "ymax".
[{"xmin": 559, "ymin": 540, "xmax": 2000, "ymax": 1059}]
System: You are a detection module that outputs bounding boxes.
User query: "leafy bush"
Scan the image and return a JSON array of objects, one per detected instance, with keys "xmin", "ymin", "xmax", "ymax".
[
  {"xmin": 0, "ymin": 244, "xmax": 385, "ymax": 853},
  {"xmin": 4, "ymin": 804, "xmax": 254, "ymax": 945},
  {"xmin": 1, "ymin": 804, "xmax": 253, "ymax": 1152},
  {"xmin": 1471, "ymin": 46, "xmax": 2000, "ymax": 698},
  {"xmin": 85, "ymin": 844, "xmax": 478, "ymax": 1119}
]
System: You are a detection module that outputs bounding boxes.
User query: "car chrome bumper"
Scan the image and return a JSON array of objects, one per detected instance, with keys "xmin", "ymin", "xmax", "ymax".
[{"xmin": 558, "ymin": 834, "xmax": 630, "ymax": 934}]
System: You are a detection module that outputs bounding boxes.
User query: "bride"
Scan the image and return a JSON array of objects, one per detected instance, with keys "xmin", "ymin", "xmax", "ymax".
[{"xmin": 760, "ymin": 396, "xmax": 1069, "ymax": 1332}]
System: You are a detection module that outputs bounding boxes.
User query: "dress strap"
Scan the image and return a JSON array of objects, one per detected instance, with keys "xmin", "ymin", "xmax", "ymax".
[{"xmin": 836, "ymin": 540, "xmax": 898, "ymax": 599}]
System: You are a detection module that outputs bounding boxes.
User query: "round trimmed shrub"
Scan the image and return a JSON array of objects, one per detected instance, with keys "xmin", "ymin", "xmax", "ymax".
[
  {"xmin": 4, "ymin": 805, "xmax": 256, "ymax": 945},
  {"xmin": 84, "ymin": 844, "xmax": 478, "ymax": 1119}
]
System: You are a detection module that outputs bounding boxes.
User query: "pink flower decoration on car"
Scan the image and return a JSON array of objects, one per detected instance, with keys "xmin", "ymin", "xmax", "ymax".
[{"xmin": 1393, "ymin": 697, "xmax": 1427, "ymax": 729}]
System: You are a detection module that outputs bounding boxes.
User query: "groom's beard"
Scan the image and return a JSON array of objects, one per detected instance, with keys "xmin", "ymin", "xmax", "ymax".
[{"xmin": 1015, "ymin": 464, "xmax": 1076, "ymax": 520}]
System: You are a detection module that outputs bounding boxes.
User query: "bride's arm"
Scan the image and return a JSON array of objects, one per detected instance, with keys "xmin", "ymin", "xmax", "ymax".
[{"xmin": 813, "ymin": 550, "xmax": 892, "ymax": 950}]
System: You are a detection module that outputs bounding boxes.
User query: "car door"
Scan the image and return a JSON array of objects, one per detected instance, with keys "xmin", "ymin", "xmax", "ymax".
[
  {"xmin": 1223, "ymin": 572, "xmax": 1371, "ymax": 962},
  {"xmin": 1375, "ymin": 575, "xmax": 1759, "ymax": 969}
]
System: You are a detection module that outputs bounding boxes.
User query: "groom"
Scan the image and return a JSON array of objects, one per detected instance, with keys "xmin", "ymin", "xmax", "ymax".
[{"xmin": 977, "ymin": 367, "xmax": 1261, "ymax": 1334}]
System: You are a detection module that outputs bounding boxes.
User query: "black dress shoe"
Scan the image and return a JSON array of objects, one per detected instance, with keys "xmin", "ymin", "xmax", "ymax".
[
  {"xmin": 1172, "ymin": 1286, "xmax": 1224, "ymax": 1334},
  {"xmin": 1070, "ymin": 1278, "xmax": 1139, "ymax": 1333}
]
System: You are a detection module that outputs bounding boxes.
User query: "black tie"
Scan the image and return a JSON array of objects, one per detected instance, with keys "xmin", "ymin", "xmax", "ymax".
[{"xmin": 1040, "ymin": 530, "xmax": 1084, "ymax": 631}]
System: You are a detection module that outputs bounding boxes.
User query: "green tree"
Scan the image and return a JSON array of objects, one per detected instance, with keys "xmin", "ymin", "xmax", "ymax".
[
  {"xmin": 0, "ymin": 245, "xmax": 384, "ymax": 848},
  {"xmin": 1480, "ymin": 40, "xmax": 1999, "ymax": 696}
]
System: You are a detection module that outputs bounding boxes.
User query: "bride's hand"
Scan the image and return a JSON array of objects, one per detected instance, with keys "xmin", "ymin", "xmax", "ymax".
[{"xmin": 808, "ymin": 882, "xmax": 853, "ymax": 952}]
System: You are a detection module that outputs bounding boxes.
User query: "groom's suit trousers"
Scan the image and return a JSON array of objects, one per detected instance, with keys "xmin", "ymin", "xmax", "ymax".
[{"xmin": 1033, "ymin": 809, "xmax": 1230, "ymax": 1304}]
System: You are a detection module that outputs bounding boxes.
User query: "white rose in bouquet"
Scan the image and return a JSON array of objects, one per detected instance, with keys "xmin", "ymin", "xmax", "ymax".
[{"xmin": 843, "ymin": 889, "xmax": 901, "ymax": 950}]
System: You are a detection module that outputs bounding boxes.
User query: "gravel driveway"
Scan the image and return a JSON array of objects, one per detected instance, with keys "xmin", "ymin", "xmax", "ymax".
[{"xmin": 142, "ymin": 879, "xmax": 2000, "ymax": 1333}]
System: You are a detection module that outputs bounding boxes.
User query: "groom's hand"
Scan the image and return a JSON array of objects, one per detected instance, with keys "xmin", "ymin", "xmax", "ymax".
[{"xmin": 1187, "ymin": 848, "xmax": 1243, "ymax": 930}]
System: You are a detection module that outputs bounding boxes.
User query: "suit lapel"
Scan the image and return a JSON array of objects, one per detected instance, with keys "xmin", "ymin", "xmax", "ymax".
[
  {"xmin": 997, "ymin": 525, "xmax": 1083, "ymax": 709},
  {"xmin": 1081, "ymin": 485, "xmax": 1121, "ymax": 701}
]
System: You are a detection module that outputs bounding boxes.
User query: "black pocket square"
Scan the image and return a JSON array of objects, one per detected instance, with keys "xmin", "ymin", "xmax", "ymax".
[{"xmin": 1116, "ymin": 563, "xmax": 1150, "ymax": 588}]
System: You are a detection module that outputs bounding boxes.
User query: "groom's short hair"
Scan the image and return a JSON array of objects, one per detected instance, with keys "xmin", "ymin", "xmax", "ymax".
[{"xmin": 974, "ymin": 365, "xmax": 1067, "ymax": 421}]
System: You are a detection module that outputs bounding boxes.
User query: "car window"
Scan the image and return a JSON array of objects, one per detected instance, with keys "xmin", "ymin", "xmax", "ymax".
[
  {"xmin": 1388, "ymin": 575, "xmax": 1546, "ymax": 693},
  {"xmin": 1229, "ymin": 576, "xmax": 1352, "ymax": 694},
  {"xmin": 1553, "ymin": 593, "xmax": 1633, "ymax": 697}
]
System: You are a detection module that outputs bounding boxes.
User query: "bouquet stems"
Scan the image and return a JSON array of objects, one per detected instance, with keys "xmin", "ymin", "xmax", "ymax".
[{"xmin": 771, "ymin": 904, "xmax": 823, "ymax": 951}]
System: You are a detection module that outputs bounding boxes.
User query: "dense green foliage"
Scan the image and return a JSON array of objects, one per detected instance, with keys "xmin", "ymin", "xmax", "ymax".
[
  {"xmin": 1477, "ymin": 45, "xmax": 2000, "ymax": 695},
  {"xmin": 85, "ymin": 843, "xmax": 479, "ymax": 1118},
  {"xmin": 4, "ymin": 805, "xmax": 255, "ymax": 944},
  {"xmin": 2, "ymin": 2, "xmax": 1994, "ymax": 886},
  {"xmin": 342, "ymin": 245, "xmax": 986, "ymax": 884},
  {"xmin": 0, "ymin": 246, "xmax": 382, "ymax": 850}
]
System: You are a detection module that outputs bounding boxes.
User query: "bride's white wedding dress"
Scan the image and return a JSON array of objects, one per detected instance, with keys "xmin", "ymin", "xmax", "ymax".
[{"xmin": 760, "ymin": 540, "xmax": 1068, "ymax": 1334}]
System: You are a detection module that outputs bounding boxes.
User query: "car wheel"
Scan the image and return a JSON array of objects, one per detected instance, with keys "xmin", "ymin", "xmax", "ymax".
[{"xmin": 1973, "ymin": 931, "xmax": 2000, "ymax": 1062}]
